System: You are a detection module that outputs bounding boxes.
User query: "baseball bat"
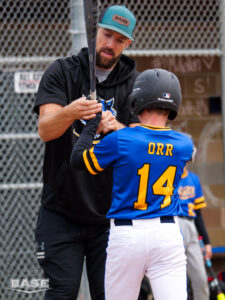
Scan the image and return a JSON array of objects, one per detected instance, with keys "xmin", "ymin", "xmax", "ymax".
[
  {"xmin": 83, "ymin": 0, "xmax": 99, "ymax": 100},
  {"xmin": 199, "ymin": 237, "xmax": 225, "ymax": 300}
]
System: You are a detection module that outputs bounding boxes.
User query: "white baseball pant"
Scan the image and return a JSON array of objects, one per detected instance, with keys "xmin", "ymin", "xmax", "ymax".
[{"xmin": 105, "ymin": 217, "xmax": 187, "ymax": 300}]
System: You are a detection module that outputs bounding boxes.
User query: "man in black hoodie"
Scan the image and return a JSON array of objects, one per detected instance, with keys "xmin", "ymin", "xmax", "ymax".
[{"xmin": 34, "ymin": 5, "xmax": 138, "ymax": 300}]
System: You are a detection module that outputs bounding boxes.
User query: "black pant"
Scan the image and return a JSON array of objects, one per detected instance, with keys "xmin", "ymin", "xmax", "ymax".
[{"xmin": 35, "ymin": 206, "xmax": 109, "ymax": 300}]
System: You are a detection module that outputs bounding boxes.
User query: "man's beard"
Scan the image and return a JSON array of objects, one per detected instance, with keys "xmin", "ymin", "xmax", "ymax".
[{"xmin": 96, "ymin": 48, "xmax": 120, "ymax": 69}]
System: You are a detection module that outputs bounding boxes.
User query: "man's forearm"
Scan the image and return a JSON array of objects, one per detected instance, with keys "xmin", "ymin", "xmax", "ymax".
[
  {"xmin": 38, "ymin": 98, "xmax": 102, "ymax": 142},
  {"xmin": 38, "ymin": 105, "xmax": 77, "ymax": 142}
]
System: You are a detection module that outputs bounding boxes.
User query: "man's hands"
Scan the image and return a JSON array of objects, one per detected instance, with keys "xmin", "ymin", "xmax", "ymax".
[
  {"xmin": 68, "ymin": 96, "xmax": 102, "ymax": 120},
  {"xmin": 71, "ymin": 97, "xmax": 124, "ymax": 134},
  {"xmin": 69, "ymin": 97, "xmax": 125, "ymax": 135},
  {"xmin": 97, "ymin": 110, "xmax": 125, "ymax": 134}
]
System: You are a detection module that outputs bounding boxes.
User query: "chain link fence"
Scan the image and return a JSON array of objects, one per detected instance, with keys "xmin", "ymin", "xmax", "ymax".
[
  {"xmin": 1, "ymin": 0, "xmax": 221, "ymax": 58},
  {"xmin": 0, "ymin": 0, "xmax": 222, "ymax": 299}
]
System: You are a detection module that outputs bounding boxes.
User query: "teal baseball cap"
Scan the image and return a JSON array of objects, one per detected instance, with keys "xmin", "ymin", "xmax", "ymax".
[{"xmin": 98, "ymin": 5, "xmax": 136, "ymax": 41}]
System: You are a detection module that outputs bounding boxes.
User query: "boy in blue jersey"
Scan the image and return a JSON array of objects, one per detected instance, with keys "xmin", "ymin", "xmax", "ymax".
[
  {"xmin": 178, "ymin": 156, "xmax": 212, "ymax": 300},
  {"xmin": 70, "ymin": 69, "xmax": 194, "ymax": 300}
]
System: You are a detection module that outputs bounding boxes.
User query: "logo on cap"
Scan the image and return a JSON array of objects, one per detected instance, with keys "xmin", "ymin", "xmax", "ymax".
[
  {"xmin": 163, "ymin": 93, "xmax": 171, "ymax": 99},
  {"xmin": 112, "ymin": 15, "xmax": 130, "ymax": 26}
]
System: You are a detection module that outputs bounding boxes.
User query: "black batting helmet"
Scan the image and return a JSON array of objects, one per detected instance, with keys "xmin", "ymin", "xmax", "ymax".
[{"xmin": 130, "ymin": 69, "xmax": 182, "ymax": 120}]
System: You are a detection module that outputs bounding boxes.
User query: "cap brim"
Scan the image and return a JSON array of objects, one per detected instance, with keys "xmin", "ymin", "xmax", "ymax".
[{"xmin": 98, "ymin": 23, "xmax": 134, "ymax": 41}]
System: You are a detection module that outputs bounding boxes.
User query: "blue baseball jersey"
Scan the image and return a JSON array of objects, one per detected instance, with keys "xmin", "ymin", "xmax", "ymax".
[
  {"xmin": 178, "ymin": 170, "xmax": 206, "ymax": 218},
  {"xmin": 83, "ymin": 125, "xmax": 193, "ymax": 219}
]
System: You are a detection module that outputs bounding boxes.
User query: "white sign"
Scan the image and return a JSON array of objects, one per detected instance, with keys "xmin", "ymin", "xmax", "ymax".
[
  {"xmin": 14, "ymin": 71, "xmax": 43, "ymax": 93},
  {"xmin": 10, "ymin": 278, "xmax": 50, "ymax": 294}
]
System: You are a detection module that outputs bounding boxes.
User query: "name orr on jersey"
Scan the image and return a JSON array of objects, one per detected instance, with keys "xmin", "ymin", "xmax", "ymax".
[{"xmin": 148, "ymin": 142, "xmax": 173, "ymax": 156}]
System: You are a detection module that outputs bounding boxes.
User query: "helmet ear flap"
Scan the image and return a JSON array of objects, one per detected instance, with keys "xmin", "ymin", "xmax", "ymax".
[
  {"xmin": 131, "ymin": 97, "xmax": 145, "ymax": 115},
  {"xmin": 130, "ymin": 96, "xmax": 136, "ymax": 115}
]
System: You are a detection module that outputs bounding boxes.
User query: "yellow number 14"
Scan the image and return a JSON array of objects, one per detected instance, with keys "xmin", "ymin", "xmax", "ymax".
[{"xmin": 134, "ymin": 164, "xmax": 177, "ymax": 210}]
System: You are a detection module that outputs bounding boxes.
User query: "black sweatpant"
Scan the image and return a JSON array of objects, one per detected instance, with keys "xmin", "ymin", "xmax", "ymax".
[{"xmin": 35, "ymin": 206, "xmax": 109, "ymax": 300}]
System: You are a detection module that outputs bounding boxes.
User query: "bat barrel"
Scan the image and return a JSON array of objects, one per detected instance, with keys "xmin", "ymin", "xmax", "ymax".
[
  {"xmin": 83, "ymin": 0, "xmax": 99, "ymax": 99},
  {"xmin": 83, "ymin": 0, "xmax": 99, "ymax": 41}
]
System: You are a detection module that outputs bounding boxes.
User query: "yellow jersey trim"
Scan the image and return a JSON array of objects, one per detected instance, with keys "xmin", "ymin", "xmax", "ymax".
[
  {"xmin": 73, "ymin": 129, "xmax": 80, "ymax": 137},
  {"xmin": 83, "ymin": 150, "xmax": 97, "ymax": 175},
  {"xmin": 93, "ymin": 140, "xmax": 100, "ymax": 144},
  {"xmin": 89, "ymin": 147, "xmax": 104, "ymax": 172},
  {"xmin": 194, "ymin": 203, "xmax": 207, "ymax": 210},
  {"xmin": 181, "ymin": 169, "xmax": 188, "ymax": 179},
  {"xmin": 140, "ymin": 124, "xmax": 171, "ymax": 131},
  {"xmin": 194, "ymin": 196, "xmax": 205, "ymax": 204}
]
